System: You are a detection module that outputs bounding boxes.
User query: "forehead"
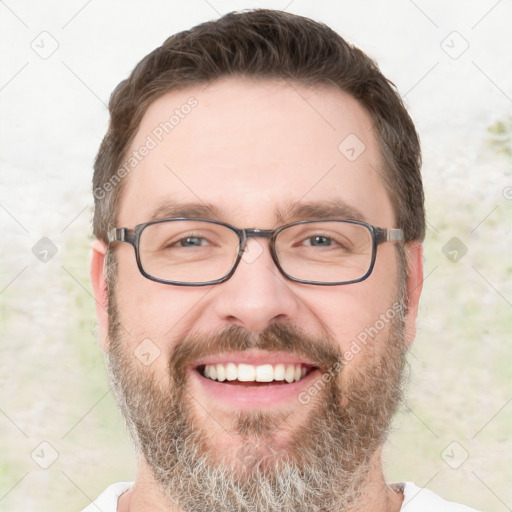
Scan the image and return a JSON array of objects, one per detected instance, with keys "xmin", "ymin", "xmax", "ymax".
[{"xmin": 118, "ymin": 78, "xmax": 394, "ymax": 227}]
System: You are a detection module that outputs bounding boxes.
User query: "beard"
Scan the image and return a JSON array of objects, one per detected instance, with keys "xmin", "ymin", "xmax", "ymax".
[{"xmin": 105, "ymin": 273, "xmax": 408, "ymax": 512}]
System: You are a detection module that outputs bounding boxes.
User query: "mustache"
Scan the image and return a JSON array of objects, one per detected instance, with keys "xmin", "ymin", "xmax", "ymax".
[{"xmin": 169, "ymin": 323, "xmax": 342, "ymax": 386}]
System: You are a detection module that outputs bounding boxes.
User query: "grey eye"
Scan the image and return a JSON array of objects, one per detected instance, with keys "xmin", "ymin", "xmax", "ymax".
[
  {"xmin": 305, "ymin": 235, "xmax": 332, "ymax": 247},
  {"xmin": 179, "ymin": 236, "xmax": 206, "ymax": 247}
]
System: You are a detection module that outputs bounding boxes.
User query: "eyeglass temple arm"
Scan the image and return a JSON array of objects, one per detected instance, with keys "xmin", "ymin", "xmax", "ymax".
[
  {"xmin": 107, "ymin": 227, "xmax": 136, "ymax": 244},
  {"xmin": 108, "ymin": 227, "xmax": 126, "ymax": 243},
  {"xmin": 375, "ymin": 228, "xmax": 404, "ymax": 244}
]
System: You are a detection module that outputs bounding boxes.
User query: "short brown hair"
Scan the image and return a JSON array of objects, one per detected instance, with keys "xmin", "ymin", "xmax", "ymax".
[{"xmin": 93, "ymin": 9, "xmax": 424, "ymax": 244}]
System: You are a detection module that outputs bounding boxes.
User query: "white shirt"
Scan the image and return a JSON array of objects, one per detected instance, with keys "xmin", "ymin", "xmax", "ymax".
[{"xmin": 81, "ymin": 481, "xmax": 479, "ymax": 511}]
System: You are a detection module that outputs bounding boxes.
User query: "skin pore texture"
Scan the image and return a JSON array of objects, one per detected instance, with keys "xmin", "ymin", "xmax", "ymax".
[{"xmin": 90, "ymin": 78, "xmax": 423, "ymax": 512}]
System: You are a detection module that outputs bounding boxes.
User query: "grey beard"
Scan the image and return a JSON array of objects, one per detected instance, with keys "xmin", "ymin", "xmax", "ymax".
[{"xmin": 105, "ymin": 304, "xmax": 407, "ymax": 512}]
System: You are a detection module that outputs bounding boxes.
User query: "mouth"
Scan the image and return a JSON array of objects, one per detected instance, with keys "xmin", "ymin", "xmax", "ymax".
[{"xmin": 189, "ymin": 352, "xmax": 323, "ymax": 408}]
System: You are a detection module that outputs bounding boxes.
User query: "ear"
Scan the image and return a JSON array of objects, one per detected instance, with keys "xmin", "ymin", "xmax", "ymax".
[
  {"xmin": 403, "ymin": 241, "xmax": 423, "ymax": 347},
  {"xmin": 90, "ymin": 238, "xmax": 109, "ymax": 351}
]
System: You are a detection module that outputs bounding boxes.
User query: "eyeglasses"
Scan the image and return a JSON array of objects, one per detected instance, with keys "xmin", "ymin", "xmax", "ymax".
[{"xmin": 107, "ymin": 218, "xmax": 403, "ymax": 286}]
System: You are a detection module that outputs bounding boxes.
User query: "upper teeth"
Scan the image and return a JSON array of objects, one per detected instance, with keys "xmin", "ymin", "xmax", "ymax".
[{"xmin": 203, "ymin": 363, "xmax": 307, "ymax": 383}]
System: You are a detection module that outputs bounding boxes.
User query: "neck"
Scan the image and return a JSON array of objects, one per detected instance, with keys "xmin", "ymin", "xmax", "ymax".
[
  {"xmin": 346, "ymin": 449, "xmax": 404, "ymax": 512},
  {"xmin": 117, "ymin": 449, "xmax": 403, "ymax": 512}
]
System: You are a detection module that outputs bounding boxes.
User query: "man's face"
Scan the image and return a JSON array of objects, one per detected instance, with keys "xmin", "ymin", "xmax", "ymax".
[{"xmin": 101, "ymin": 78, "xmax": 417, "ymax": 510}]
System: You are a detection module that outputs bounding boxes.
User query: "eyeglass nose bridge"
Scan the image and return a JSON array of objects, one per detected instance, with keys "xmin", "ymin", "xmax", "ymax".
[{"xmin": 238, "ymin": 228, "xmax": 275, "ymax": 253}]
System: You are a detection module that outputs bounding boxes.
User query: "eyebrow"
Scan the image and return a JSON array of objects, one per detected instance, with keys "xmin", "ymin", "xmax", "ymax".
[
  {"xmin": 145, "ymin": 199, "xmax": 367, "ymax": 226},
  {"xmin": 276, "ymin": 200, "xmax": 367, "ymax": 224},
  {"xmin": 148, "ymin": 201, "xmax": 222, "ymax": 221}
]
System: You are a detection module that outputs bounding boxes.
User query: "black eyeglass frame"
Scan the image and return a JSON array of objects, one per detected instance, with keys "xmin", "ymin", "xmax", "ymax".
[{"xmin": 107, "ymin": 217, "xmax": 404, "ymax": 287}]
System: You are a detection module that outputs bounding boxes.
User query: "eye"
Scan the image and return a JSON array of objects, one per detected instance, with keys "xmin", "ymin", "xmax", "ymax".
[
  {"xmin": 161, "ymin": 233, "xmax": 213, "ymax": 250},
  {"xmin": 303, "ymin": 235, "xmax": 334, "ymax": 247},
  {"xmin": 177, "ymin": 236, "xmax": 207, "ymax": 247},
  {"xmin": 297, "ymin": 231, "xmax": 351, "ymax": 250}
]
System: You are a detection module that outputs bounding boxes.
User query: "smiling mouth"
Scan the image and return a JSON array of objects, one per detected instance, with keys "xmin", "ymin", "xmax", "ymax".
[{"xmin": 196, "ymin": 363, "xmax": 318, "ymax": 386}]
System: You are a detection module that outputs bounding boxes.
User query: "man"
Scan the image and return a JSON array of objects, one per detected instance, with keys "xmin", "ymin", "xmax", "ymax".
[{"xmin": 86, "ymin": 9, "xmax": 477, "ymax": 512}]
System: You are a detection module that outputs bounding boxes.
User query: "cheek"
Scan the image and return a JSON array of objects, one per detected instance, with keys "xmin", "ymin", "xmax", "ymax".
[
  {"xmin": 301, "ymin": 268, "xmax": 399, "ymax": 356},
  {"xmin": 112, "ymin": 255, "xmax": 218, "ymax": 371},
  {"xmin": 111, "ymin": 254, "xmax": 178, "ymax": 367}
]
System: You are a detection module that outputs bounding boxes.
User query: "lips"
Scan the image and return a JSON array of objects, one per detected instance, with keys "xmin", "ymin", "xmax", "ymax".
[{"xmin": 188, "ymin": 351, "xmax": 321, "ymax": 408}]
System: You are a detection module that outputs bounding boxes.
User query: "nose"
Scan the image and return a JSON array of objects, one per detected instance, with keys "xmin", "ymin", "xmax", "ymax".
[{"xmin": 212, "ymin": 238, "xmax": 301, "ymax": 331}]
